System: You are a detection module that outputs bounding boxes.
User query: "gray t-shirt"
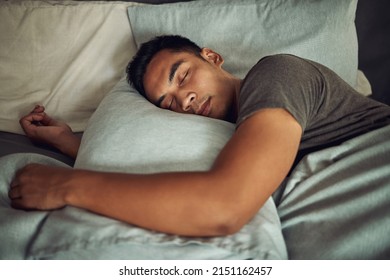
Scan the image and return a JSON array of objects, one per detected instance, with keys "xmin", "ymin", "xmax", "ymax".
[{"xmin": 237, "ymin": 54, "xmax": 390, "ymax": 160}]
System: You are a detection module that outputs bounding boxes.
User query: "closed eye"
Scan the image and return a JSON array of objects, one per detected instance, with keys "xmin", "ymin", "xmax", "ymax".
[
  {"xmin": 168, "ymin": 98, "xmax": 174, "ymax": 109},
  {"xmin": 180, "ymin": 70, "xmax": 189, "ymax": 86}
]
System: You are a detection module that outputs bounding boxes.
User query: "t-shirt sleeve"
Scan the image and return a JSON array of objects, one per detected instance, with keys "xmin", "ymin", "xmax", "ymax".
[{"xmin": 236, "ymin": 54, "xmax": 325, "ymax": 130}]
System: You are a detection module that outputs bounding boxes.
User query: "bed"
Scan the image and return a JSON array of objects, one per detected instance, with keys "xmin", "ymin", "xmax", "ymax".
[{"xmin": 0, "ymin": 0, "xmax": 389, "ymax": 260}]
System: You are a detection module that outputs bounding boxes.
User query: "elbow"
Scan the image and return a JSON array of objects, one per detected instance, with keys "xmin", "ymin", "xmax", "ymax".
[
  {"xmin": 197, "ymin": 192, "xmax": 261, "ymax": 237},
  {"xmin": 193, "ymin": 173, "xmax": 265, "ymax": 237},
  {"xmin": 214, "ymin": 220, "xmax": 245, "ymax": 236},
  {"xmin": 205, "ymin": 206, "xmax": 250, "ymax": 236},
  {"xmin": 180, "ymin": 204, "xmax": 248, "ymax": 237}
]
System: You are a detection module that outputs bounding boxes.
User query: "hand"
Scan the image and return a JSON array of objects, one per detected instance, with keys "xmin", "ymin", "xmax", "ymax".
[
  {"xmin": 8, "ymin": 163, "xmax": 72, "ymax": 210},
  {"xmin": 20, "ymin": 105, "xmax": 81, "ymax": 158}
]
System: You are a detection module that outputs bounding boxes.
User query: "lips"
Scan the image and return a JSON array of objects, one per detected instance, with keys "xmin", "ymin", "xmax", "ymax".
[{"xmin": 196, "ymin": 97, "xmax": 211, "ymax": 117}]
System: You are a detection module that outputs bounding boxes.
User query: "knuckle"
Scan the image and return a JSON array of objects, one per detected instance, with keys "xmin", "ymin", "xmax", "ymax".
[{"xmin": 16, "ymin": 165, "xmax": 33, "ymax": 181}]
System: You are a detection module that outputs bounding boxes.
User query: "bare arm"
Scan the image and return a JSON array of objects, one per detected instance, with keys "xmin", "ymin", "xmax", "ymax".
[
  {"xmin": 19, "ymin": 105, "xmax": 81, "ymax": 159},
  {"xmin": 9, "ymin": 108, "xmax": 301, "ymax": 236}
]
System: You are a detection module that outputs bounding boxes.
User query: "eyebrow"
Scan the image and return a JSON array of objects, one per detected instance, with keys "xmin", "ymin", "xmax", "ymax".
[
  {"xmin": 169, "ymin": 59, "xmax": 185, "ymax": 83},
  {"xmin": 155, "ymin": 59, "xmax": 185, "ymax": 107}
]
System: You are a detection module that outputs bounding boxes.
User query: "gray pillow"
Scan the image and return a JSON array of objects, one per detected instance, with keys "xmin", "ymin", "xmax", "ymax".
[
  {"xmin": 26, "ymin": 77, "xmax": 288, "ymax": 259},
  {"xmin": 128, "ymin": 0, "xmax": 358, "ymax": 86}
]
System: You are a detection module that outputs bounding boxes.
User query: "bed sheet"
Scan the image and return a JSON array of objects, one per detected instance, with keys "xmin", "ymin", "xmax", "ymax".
[
  {"xmin": 277, "ymin": 124, "xmax": 390, "ymax": 259},
  {"xmin": 0, "ymin": 132, "xmax": 77, "ymax": 166}
]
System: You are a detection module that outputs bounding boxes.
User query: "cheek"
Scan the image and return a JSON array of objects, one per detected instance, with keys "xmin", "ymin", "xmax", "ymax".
[{"xmin": 191, "ymin": 70, "xmax": 220, "ymax": 94}]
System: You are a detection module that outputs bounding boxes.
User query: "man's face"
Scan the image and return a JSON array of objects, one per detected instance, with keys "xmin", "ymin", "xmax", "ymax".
[{"xmin": 143, "ymin": 48, "xmax": 236, "ymax": 121}]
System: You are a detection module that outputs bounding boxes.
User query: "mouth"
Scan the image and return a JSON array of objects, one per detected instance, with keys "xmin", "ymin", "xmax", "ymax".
[{"xmin": 196, "ymin": 97, "xmax": 211, "ymax": 117}]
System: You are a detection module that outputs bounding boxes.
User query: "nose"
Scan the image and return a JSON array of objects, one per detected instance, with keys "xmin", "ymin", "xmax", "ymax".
[{"xmin": 181, "ymin": 92, "xmax": 196, "ymax": 112}]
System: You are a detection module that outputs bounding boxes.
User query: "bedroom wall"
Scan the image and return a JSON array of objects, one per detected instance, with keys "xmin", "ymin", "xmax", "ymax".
[{"xmin": 355, "ymin": 0, "xmax": 390, "ymax": 105}]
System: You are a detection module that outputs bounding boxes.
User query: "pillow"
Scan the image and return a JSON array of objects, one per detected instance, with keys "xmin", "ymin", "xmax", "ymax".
[
  {"xmin": 27, "ymin": 77, "xmax": 288, "ymax": 260},
  {"xmin": 0, "ymin": 1, "xmax": 138, "ymax": 134},
  {"xmin": 128, "ymin": 0, "xmax": 358, "ymax": 85},
  {"xmin": 75, "ymin": 82, "xmax": 234, "ymax": 174},
  {"xmin": 356, "ymin": 70, "xmax": 372, "ymax": 96}
]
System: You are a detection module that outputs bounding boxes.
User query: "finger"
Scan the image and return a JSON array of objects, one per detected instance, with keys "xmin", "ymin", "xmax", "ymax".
[
  {"xmin": 38, "ymin": 112, "xmax": 56, "ymax": 126},
  {"xmin": 10, "ymin": 198, "xmax": 33, "ymax": 210},
  {"xmin": 14, "ymin": 163, "xmax": 39, "ymax": 177},
  {"xmin": 10, "ymin": 192, "xmax": 54, "ymax": 211},
  {"xmin": 10, "ymin": 178, "xmax": 18, "ymax": 189},
  {"xmin": 10, "ymin": 198, "xmax": 22, "ymax": 209},
  {"xmin": 20, "ymin": 113, "xmax": 45, "ymax": 125},
  {"xmin": 11, "ymin": 165, "xmax": 27, "ymax": 187},
  {"xmin": 19, "ymin": 114, "xmax": 45, "ymax": 132},
  {"xmin": 11, "ymin": 163, "xmax": 36, "ymax": 186},
  {"xmin": 8, "ymin": 187, "xmax": 22, "ymax": 200},
  {"xmin": 9, "ymin": 167, "xmax": 26, "ymax": 195},
  {"xmin": 31, "ymin": 105, "xmax": 45, "ymax": 114}
]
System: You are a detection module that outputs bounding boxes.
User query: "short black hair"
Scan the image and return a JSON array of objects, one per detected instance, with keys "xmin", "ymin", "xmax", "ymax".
[{"xmin": 126, "ymin": 35, "xmax": 202, "ymax": 97}]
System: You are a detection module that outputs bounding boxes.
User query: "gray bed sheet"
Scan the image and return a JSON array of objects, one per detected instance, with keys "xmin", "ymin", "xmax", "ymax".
[
  {"xmin": 0, "ymin": 131, "xmax": 77, "ymax": 166},
  {"xmin": 277, "ymin": 124, "xmax": 390, "ymax": 259}
]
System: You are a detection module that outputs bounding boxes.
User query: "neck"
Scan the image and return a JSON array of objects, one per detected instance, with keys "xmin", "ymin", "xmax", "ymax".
[{"xmin": 225, "ymin": 76, "xmax": 242, "ymax": 123}]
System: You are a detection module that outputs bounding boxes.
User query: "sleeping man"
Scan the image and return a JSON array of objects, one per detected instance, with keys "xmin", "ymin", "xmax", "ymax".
[{"xmin": 9, "ymin": 35, "xmax": 390, "ymax": 237}]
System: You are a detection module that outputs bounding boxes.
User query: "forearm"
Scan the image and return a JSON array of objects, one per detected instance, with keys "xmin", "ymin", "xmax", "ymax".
[
  {"xmin": 54, "ymin": 132, "xmax": 81, "ymax": 159},
  {"xmin": 65, "ymin": 169, "xmax": 243, "ymax": 236}
]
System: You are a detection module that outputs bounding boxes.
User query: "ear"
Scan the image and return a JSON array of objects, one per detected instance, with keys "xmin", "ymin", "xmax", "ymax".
[{"xmin": 200, "ymin": 48, "xmax": 224, "ymax": 67}]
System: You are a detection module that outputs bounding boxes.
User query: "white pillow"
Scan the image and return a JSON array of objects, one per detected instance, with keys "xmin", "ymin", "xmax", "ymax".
[
  {"xmin": 128, "ymin": 0, "xmax": 358, "ymax": 85},
  {"xmin": 0, "ymin": 1, "xmax": 138, "ymax": 134},
  {"xmin": 27, "ymin": 77, "xmax": 288, "ymax": 259}
]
